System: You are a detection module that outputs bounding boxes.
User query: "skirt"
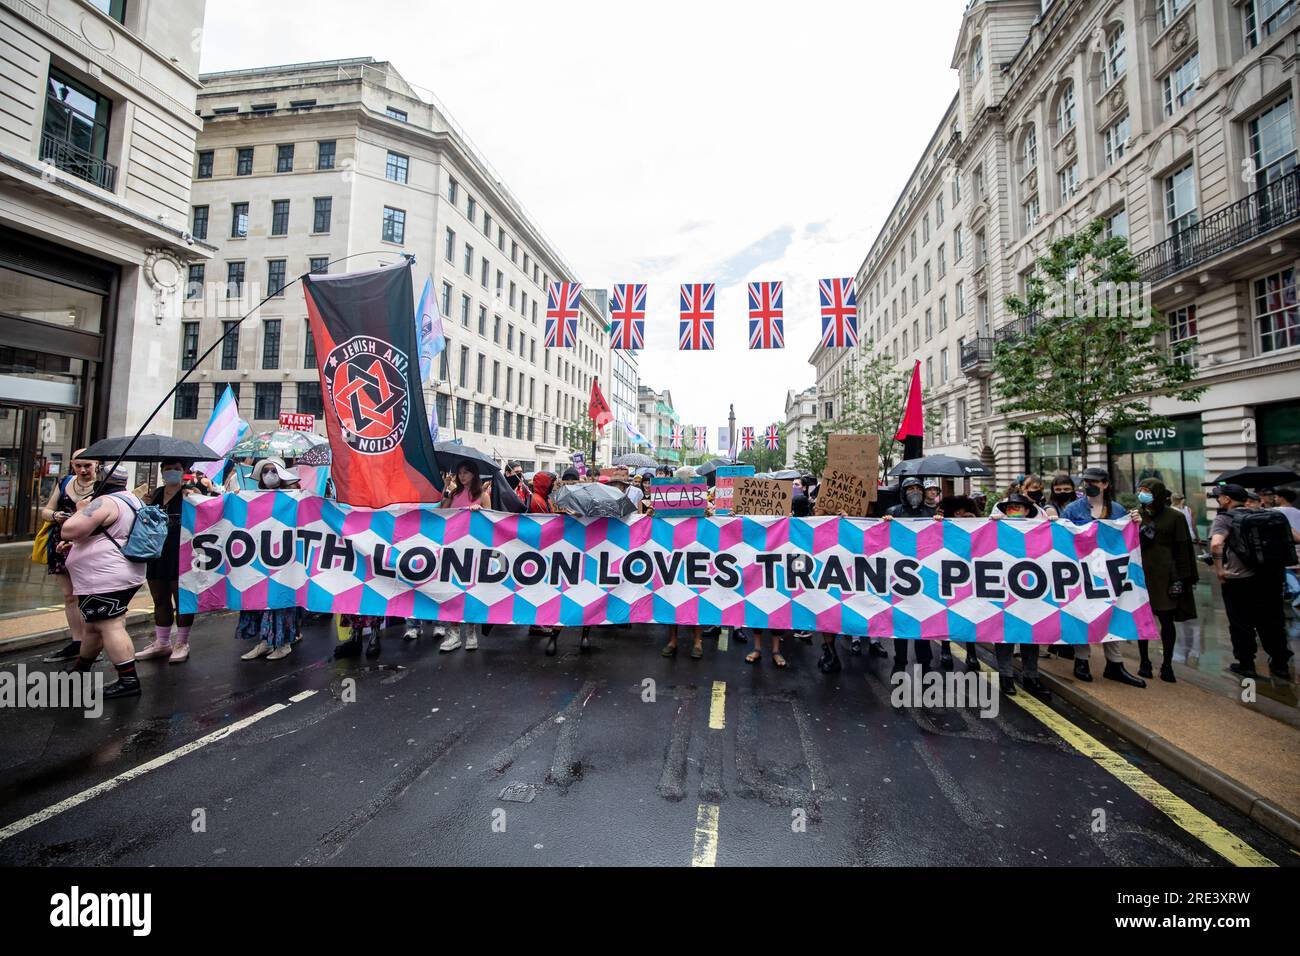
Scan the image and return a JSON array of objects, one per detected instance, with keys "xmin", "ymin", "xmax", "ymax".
[{"xmin": 236, "ymin": 608, "xmax": 300, "ymax": 649}]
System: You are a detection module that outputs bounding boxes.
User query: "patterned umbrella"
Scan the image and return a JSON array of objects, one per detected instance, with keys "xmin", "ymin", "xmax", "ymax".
[
  {"xmin": 229, "ymin": 430, "xmax": 327, "ymax": 460},
  {"xmin": 296, "ymin": 444, "xmax": 331, "ymax": 466}
]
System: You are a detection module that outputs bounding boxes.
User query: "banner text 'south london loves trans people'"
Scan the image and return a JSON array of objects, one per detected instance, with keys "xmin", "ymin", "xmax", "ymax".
[{"xmin": 181, "ymin": 494, "xmax": 1158, "ymax": 644}]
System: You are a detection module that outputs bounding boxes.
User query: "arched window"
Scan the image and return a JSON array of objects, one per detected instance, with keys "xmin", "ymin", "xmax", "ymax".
[
  {"xmin": 1022, "ymin": 124, "xmax": 1038, "ymax": 171},
  {"xmin": 1103, "ymin": 24, "xmax": 1126, "ymax": 88},
  {"xmin": 970, "ymin": 38, "xmax": 984, "ymax": 82},
  {"xmin": 1056, "ymin": 82, "xmax": 1076, "ymax": 134}
]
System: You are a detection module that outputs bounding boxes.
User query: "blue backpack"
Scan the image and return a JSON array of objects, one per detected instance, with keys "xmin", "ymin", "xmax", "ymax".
[{"xmin": 100, "ymin": 493, "xmax": 169, "ymax": 563}]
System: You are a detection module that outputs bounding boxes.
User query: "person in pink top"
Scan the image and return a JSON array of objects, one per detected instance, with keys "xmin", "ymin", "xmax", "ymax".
[
  {"xmin": 56, "ymin": 466, "xmax": 148, "ymax": 699},
  {"xmin": 436, "ymin": 460, "xmax": 492, "ymax": 653}
]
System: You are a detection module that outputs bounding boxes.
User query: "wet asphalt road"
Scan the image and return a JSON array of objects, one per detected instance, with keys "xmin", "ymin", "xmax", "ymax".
[{"xmin": 0, "ymin": 615, "xmax": 1295, "ymax": 867}]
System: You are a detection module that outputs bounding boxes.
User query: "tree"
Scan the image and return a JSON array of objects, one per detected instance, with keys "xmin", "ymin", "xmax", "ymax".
[
  {"xmin": 737, "ymin": 422, "xmax": 787, "ymax": 473},
  {"xmin": 994, "ymin": 218, "xmax": 1206, "ymax": 467},
  {"xmin": 564, "ymin": 415, "xmax": 597, "ymax": 464},
  {"xmin": 793, "ymin": 422, "xmax": 828, "ymax": 477},
  {"xmin": 835, "ymin": 352, "xmax": 943, "ymax": 473}
]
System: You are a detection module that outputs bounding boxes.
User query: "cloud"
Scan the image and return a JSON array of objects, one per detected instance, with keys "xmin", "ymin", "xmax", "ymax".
[{"xmin": 712, "ymin": 225, "xmax": 795, "ymax": 287}]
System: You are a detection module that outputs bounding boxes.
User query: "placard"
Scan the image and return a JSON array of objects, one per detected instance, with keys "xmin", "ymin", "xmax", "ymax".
[
  {"xmin": 571, "ymin": 453, "xmax": 587, "ymax": 477},
  {"xmin": 713, "ymin": 464, "xmax": 755, "ymax": 516},
  {"xmin": 279, "ymin": 412, "xmax": 316, "ymax": 432},
  {"xmin": 731, "ymin": 477, "xmax": 793, "ymax": 516},
  {"xmin": 815, "ymin": 465, "xmax": 873, "ymax": 517},
  {"xmin": 600, "ymin": 467, "xmax": 630, "ymax": 482},
  {"xmin": 651, "ymin": 477, "xmax": 708, "ymax": 516},
  {"xmin": 824, "ymin": 433, "xmax": 879, "ymax": 503}
]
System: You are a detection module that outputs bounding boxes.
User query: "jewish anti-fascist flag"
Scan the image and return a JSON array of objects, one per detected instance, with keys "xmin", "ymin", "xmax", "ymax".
[
  {"xmin": 747, "ymin": 281, "xmax": 784, "ymax": 349},
  {"xmin": 302, "ymin": 259, "xmax": 444, "ymax": 507},
  {"xmin": 679, "ymin": 283, "xmax": 715, "ymax": 350},
  {"xmin": 896, "ymin": 359, "xmax": 925, "ymax": 462},
  {"xmin": 819, "ymin": 277, "xmax": 858, "ymax": 348},
  {"xmin": 610, "ymin": 283, "xmax": 646, "ymax": 351},
  {"xmin": 740, "ymin": 426, "xmax": 755, "ymax": 451},
  {"xmin": 694, "ymin": 426, "xmax": 708, "ymax": 450},
  {"xmin": 545, "ymin": 281, "xmax": 581, "ymax": 348},
  {"xmin": 589, "ymin": 378, "xmax": 613, "ymax": 431},
  {"xmin": 765, "ymin": 424, "xmax": 780, "ymax": 450},
  {"xmin": 671, "ymin": 425, "xmax": 685, "ymax": 449}
]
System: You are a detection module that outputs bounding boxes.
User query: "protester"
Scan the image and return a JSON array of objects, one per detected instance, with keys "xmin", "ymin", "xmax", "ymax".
[
  {"xmin": 1133, "ymin": 478, "xmax": 1197, "ymax": 683},
  {"xmin": 1274, "ymin": 488, "xmax": 1300, "ymax": 532},
  {"xmin": 237, "ymin": 459, "xmax": 303, "ymax": 661},
  {"xmin": 883, "ymin": 477, "xmax": 937, "ymax": 673},
  {"xmin": 662, "ymin": 623, "xmax": 704, "ymax": 659},
  {"xmin": 1059, "ymin": 467, "xmax": 1145, "ymax": 686},
  {"xmin": 55, "ymin": 466, "xmax": 147, "ymax": 699},
  {"xmin": 135, "ymin": 460, "xmax": 215, "ymax": 664},
  {"xmin": 984, "ymin": 494, "xmax": 1050, "ymax": 696},
  {"xmin": 1210, "ymin": 483, "xmax": 1297, "ymax": 679},
  {"xmin": 1020, "ymin": 473, "xmax": 1048, "ymax": 513},
  {"xmin": 745, "ymin": 628, "xmax": 786, "ymax": 668},
  {"xmin": 39, "ymin": 450, "xmax": 100, "ymax": 664},
  {"xmin": 933, "ymin": 494, "xmax": 982, "ymax": 672},
  {"xmin": 1044, "ymin": 472, "xmax": 1077, "ymax": 519},
  {"xmin": 434, "ymin": 460, "xmax": 493, "ymax": 654},
  {"xmin": 923, "ymin": 478, "xmax": 941, "ymax": 508}
]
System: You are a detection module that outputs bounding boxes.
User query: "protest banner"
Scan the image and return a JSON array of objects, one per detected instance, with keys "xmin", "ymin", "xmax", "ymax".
[
  {"xmin": 651, "ymin": 477, "xmax": 708, "ymax": 516},
  {"xmin": 181, "ymin": 494, "xmax": 1158, "ymax": 643},
  {"xmin": 278, "ymin": 412, "xmax": 316, "ymax": 432},
  {"xmin": 714, "ymin": 465, "xmax": 755, "ymax": 516},
  {"xmin": 815, "ymin": 465, "xmax": 873, "ymax": 517},
  {"xmin": 731, "ymin": 477, "xmax": 793, "ymax": 516}
]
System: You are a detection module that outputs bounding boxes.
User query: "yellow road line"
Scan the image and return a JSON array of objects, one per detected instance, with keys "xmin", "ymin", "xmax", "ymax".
[
  {"xmin": 708, "ymin": 680, "xmax": 726, "ymax": 730},
  {"xmin": 691, "ymin": 803, "xmax": 719, "ymax": 867},
  {"xmin": 949, "ymin": 644, "xmax": 1275, "ymax": 867}
]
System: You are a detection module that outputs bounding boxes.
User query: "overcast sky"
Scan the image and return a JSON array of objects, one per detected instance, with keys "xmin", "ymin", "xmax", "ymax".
[{"xmin": 200, "ymin": 0, "xmax": 970, "ymax": 445}]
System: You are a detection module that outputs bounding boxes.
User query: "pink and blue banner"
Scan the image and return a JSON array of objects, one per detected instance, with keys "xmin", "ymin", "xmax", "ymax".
[{"xmin": 180, "ymin": 494, "xmax": 1157, "ymax": 644}]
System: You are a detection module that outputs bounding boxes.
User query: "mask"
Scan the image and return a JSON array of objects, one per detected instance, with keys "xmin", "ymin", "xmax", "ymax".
[
  {"xmin": 1006, "ymin": 510, "xmax": 1027, "ymax": 519},
  {"xmin": 1052, "ymin": 492, "xmax": 1073, "ymax": 506},
  {"xmin": 1084, "ymin": 483, "xmax": 1101, "ymax": 498},
  {"xmin": 1027, "ymin": 489, "xmax": 1043, "ymax": 502},
  {"xmin": 906, "ymin": 491, "xmax": 923, "ymax": 507},
  {"xmin": 263, "ymin": 473, "xmax": 282, "ymax": 489},
  {"xmin": 162, "ymin": 470, "xmax": 184, "ymax": 486},
  {"xmin": 1137, "ymin": 491, "xmax": 1154, "ymax": 505}
]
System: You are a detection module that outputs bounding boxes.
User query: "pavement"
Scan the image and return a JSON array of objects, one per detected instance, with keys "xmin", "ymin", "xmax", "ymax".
[{"xmin": 0, "ymin": 615, "xmax": 1296, "ymax": 867}]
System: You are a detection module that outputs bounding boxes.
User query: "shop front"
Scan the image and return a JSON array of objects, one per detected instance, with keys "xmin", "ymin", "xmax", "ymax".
[
  {"xmin": 1109, "ymin": 416, "xmax": 1207, "ymax": 538},
  {"xmin": 1258, "ymin": 399, "xmax": 1300, "ymax": 491},
  {"xmin": 0, "ymin": 226, "xmax": 114, "ymax": 540},
  {"xmin": 1026, "ymin": 432, "xmax": 1082, "ymax": 478}
]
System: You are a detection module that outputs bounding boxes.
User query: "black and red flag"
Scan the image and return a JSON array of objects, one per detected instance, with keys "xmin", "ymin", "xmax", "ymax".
[
  {"xmin": 302, "ymin": 259, "xmax": 444, "ymax": 507},
  {"xmin": 895, "ymin": 359, "xmax": 925, "ymax": 462},
  {"xmin": 589, "ymin": 378, "xmax": 613, "ymax": 431}
]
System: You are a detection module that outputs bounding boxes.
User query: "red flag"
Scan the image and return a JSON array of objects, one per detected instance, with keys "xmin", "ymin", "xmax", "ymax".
[
  {"xmin": 895, "ymin": 359, "xmax": 924, "ymax": 461},
  {"xmin": 589, "ymin": 378, "xmax": 613, "ymax": 431}
]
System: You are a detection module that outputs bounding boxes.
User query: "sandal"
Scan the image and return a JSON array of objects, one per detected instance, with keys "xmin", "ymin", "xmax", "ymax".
[
  {"xmin": 661, "ymin": 643, "xmax": 678, "ymax": 658},
  {"xmin": 745, "ymin": 651, "xmax": 761, "ymax": 664},
  {"xmin": 689, "ymin": 642, "xmax": 704, "ymax": 660},
  {"xmin": 772, "ymin": 654, "xmax": 788, "ymax": 669}
]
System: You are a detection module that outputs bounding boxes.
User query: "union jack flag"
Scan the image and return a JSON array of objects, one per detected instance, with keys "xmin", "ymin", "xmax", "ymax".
[
  {"xmin": 740, "ymin": 426, "xmax": 755, "ymax": 450},
  {"xmin": 545, "ymin": 281, "xmax": 581, "ymax": 348},
  {"xmin": 747, "ymin": 281, "xmax": 784, "ymax": 349},
  {"xmin": 679, "ymin": 283, "xmax": 715, "ymax": 350},
  {"xmin": 819, "ymin": 277, "xmax": 858, "ymax": 348},
  {"xmin": 610, "ymin": 282, "xmax": 646, "ymax": 351},
  {"xmin": 693, "ymin": 426, "xmax": 708, "ymax": 450},
  {"xmin": 670, "ymin": 425, "xmax": 685, "ymax": 449},
  {"xmin": 765, "ymin": 424, "xmax": 780, "ymax": 450}
]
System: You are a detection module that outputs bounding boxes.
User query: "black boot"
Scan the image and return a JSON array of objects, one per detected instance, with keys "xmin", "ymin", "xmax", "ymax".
[
  {"xmin": 1103, "ymin": 661, "xmax": 1146, "ymax": 688},
  {"xmin": 1160, "ymin": 661, "xmax": 1176, "ymax": 683},
  {"xmin": 868, "ymin": 640, "xmax": 889, "ymax": 658},
  {"xmin": 939, "ymin": 647, "xmax": 954, "ymax": 671},
  {"xmin": 850, "ymin": 638, "xmax": 862, "ymax": 655},
  {"xmin": 964, "ymin": 651, "xmax": 982, "ymax": 673},
  {"xmin": 1054, "ymin": 645, "xmax": 1075, "ymax": 660},
  {"xmin": 1137, "ymin": 643, "xmax": 1153, "ymax": 679},
  {"xmin": 364, "ymin": 628, "xmax": 381, "ymax": 658},
  {"xmin": 103, "ymin": 672, "xmax": 141, "ymax": 699},
  {"xmin": 1073, "ymin": 659, "xmax": 1092, "ymax": 682},
  {"xmin": 818, "ymin": 642, "xmax": 841, "ymax": 673},
  {"xmin": 890, "ymin": 654, "xmax": 907, "ymax": 676},
  {"xmin": 1022, "ymin": 676, "xmax": 1051, "ymax": 699},
  {"xmin": 999, "ymin": 674, "xmax": 1017, "ymax": 696}
]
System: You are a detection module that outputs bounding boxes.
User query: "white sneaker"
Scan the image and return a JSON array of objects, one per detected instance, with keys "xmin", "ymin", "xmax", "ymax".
[
  {"xmin": 432, "ymin": 624, "xmax": 447, "ymax": 638},
  {"xmin": 403, "ymin": 627, "xmax": 421, "ymax": 641},
  {"xmin": 241, "ymin": 640, "xmax": 271, "ymax": 660},
  {"xmin": 439, "ymin": 634, "xmax": 462, "ymax": 652},
  {"xmin": 466, "ymin": 632, "xmax": 478, "ymax": 651},
  {"xmin": 266, "ymin": 643, "xmax": 293, "ymax": 661}
]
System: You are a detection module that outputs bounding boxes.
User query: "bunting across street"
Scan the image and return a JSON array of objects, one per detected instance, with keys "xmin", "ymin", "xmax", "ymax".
[
  {"xmin": 740, "ymin": 426, "xmax": 755, "ymax": 451},
  {"xmin": 679, "ymin": 282, "xmax": 716, "ymax": 350},
  {"xmin": 545, "ymin": 280, "xmax": 581, "ymax": 348},
  {"xmin": 694, "ymin": 426, "xmax": 708, "ymax": 450},
  {"xmin": 819, "ymin": 276, "xmax": 859, "ymax": 348},
  {"xmin": 765, "ymin": 424, "xmax": 780, "ymax": 449},
  {"xmin": 670, "ymin": 424, "xmax": 685, "ymax": 449},
  {"xmin": 609, "ymin": 282, "xmax": 646, "ymax": 351},
  {"xmin": 747, "ymin": 280, "xmax": 784, "ymax": 349}
]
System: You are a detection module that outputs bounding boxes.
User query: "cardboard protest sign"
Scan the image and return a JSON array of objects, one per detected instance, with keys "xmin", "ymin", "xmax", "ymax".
[
  {"xmin": 651, "ymin": 477, "xmax": 708, "ymax": 516},
  {"xmin": 820, "ymin": 434, "xmax": 879, "ymax": 507},
  {"xmin": 713, "ymin": 464, "xmax": 755, "ymax": 516},
  {"xmin": 600, "ymin": 467, "xmax": 630, "ymax": 482},
  {"xmin": 731, "ymin": 477, "xmax": 793, "ymax": 516},
  {"xmin": 815, "ymin": 464, "xmax": 873, "ymax": 516}
]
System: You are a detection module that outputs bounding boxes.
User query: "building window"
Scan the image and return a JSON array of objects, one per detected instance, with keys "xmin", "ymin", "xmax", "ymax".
[
  {"xmin": 1022, "ymin": 125, "xmax": 1037, "ymax": 171},
  {"xmin": 191, "ymin": 205, "xmax": 209, "ymax": 241},
  {"xmin": 1056, "ymin": 82, "xmax": 1076, "ymax": 134},
  {"xmin": 970, "ymin": 38, "xmax": 984, "ymax": 81},
  {"xmin": 1249, "ymin": 97, "xmax": 1296, "ymax": 189},
  {"xmin": 484, "ymin": 212, "xmax": 493, "ymax": 237},
  {"xmin": 317, "ymin": 140, "xmax": 335, "ymax": 170},
  {"xmin": 41, "ymin": 67, "xmax": 114, "ymax": 188},
  {"xmin": 237, "ymin": 147, "xmax": 253, "ymax": 176},
  {"xmin": 937, "ymin": 243, "xmax": 946, "ymax": 277},
  {"xmin": 276, "ymin": 143, "xmax": 294, "ymax": 172},
  {"xmin": 1103, "ymin": 115, "xmax": 1130, "ymax": 168},
  {"xmin": 1164, "ymin": 53, "xmax": 1200, "ymax": 117},
  {"xmin": 940, "ymin": 347, "xmax": 949, "ymax": 383},
  {"xmin": 448, "ymin": 176, "xmax": 459, "ymax": 204},
  {"xmin": 1168, "ymin": 305, "xmax": 1198, "ymax": 366},
  {"xmin": 1103, "ymin": 25, "xmax": 1126, "ymax": 89},
  {"xmin": 271, "ymin": 199, "xmax": 290, "ymax": 236},
  {"xmin": 467, "ymin": 196, "xmax": 477, "ymax": 225},
  {"xmin": 441, "ymin": 281, "xmax": 452, "ymax": 317},
  {"xmin": 1254, "ymin": 269, "xmax": 1300, "ymax": 352},
  {"xmin": 225, "ymin": 263, "xmax": 244, "ymax": 300},
  {"xmin": 230, "ymin": 202, "xmax": 248, "ymax": 238},
  {"xmin": 297, "ymin": 381, "xmax": 323, "ymax": 417},
  {"xmin": 1165, "ymin": 163, "xmax": 1198, "ymax": 236},
  {"xmin": 174, "ymin": 383, "xmax": 199, "ymax": 420},
  {"xmin": 1023, "ymin": 195, "xmax": 1040, "ymax": 230},
  {"xmin": 180, "ymin": 322, "xmax": 200, "ymax": 370},
  {"xmin": 459, "ymin": 346, "xmax": 470, "ymax": 389},
  {"xmin": 464, "ymin": 243, "xmax": 474, "ymax": 275},
  {"xmin": 304, "ymin": 322, "xmax": 317, "ymax": 368},
  {"xmin": 386, "ymin": 106, "xmax": 408, "ymax": 122},
  {"xmin": 955, "ymin": 281, "xmax": 965, "ymax": 317},
  {"xmin": 313, "ymin": 197, "xmax": 332, "ymax": 233},
  {"xmin": 197, "ymin": 150, "xmax": 213, "ymax": 179},
  {"xmin": 186, "ymin": 263, "xmax": 204, "ymax": 299},
  {"xmin": 935, "ymin": 194, "xmax": 944, "ymax": 226},
  {"xmin": 460, "ymin": 293, "xmax": 471, "ymax": 326},
  {"xmin": 262, "ymin": 318, "xmax": 281, "ymax": 368},
  {"xmin": 478, "ymin": 305, "xmax": 487, "ymax": 336},
  {"xmin": 254, "ymin": 382, "xmax": 281, "ymax": 420},
  {"xmin": 1105, "ymin": 206, "xmax": 1129, "ymax": 239},
  {"xmin": 267, "ymin": 259, "xmax": 286, "ymax": 298},
  {"xmin": 1058, "ymin": 161, "xmax": 1079, "ymax": 202},
  {"xmin": 220, "ymin": 320, "xmax": 240, "ymax": 368},
  {"xmin": 1245, "ymin": 0, "xmax": 1297, "ymax": 47},
  {"xmin": 310, "ymin": 256, "xmax": 329, "ymax": 275},
  {"xmin": 1157, "ymin": 0, "xmax": 1190, "ymax": 30},
  {"xmin": 386, "ymin": 151, "xmax": 409, "ymax": 183},
  {"xmin": 444, "ymin": 226, "xmax": 455, "ymax": 262},
  {"xmin": 953, "ymin": 224, "xmax": 964, "ymax": 260},
  {"xmin": 382, "ymin": 206, "xmax": 406, "ymax": 244},
  {"xmin": 496, "ymin": 270, "xmax": 504, "ymax": 300}
]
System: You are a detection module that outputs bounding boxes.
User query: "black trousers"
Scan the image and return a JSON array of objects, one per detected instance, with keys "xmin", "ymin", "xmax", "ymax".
[
  {"xmin": 893, "ymin": 637, "xmax": 933, "ymax": 665},
  {"xmin": 1221, "ymin": 572, "xmax": 1290, "ymax": 666}
]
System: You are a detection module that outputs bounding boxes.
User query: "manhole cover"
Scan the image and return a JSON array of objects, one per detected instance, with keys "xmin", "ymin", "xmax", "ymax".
[{"xmin": 499, "ymin": 782, "xmax": 536, "ymax": 803}]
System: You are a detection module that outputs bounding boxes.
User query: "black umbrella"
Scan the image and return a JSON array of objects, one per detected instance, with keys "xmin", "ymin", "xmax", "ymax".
[
  {"xmin": 83, "ymin": 434, "xmax": 222, "ymax": 462},
  {"xmin": 889, "ymin": 455, "xmax": 992, "ymax": 479},
  {"xmin": 613, "ymin": 452, "xmax": 657, "ymax": 468},
  {"xmin": 1207, "ymin": 465, "xmax": 1300, "ymax": 488},
  {"xmin": 694, "ymin": 458, "xmax": 733, "ymax": 477},
  {"xmin": 551, "ymin": 483, "xmax": 635, "ymax": 518},
  {"xmin": 432, "ymin": 440, "xmax": 498, "ymax": 476},
  {"xmin": 764, "ymin": 468, "xmax": 802, "ymax": 480}
]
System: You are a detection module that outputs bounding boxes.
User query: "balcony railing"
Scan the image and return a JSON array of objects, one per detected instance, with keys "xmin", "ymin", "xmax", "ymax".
[
  {"xmin": 1134, "ymin": 167, "xmax": 1300, "ymax": 284},
  {"xmin": 39, "ymin": 132, "xmax": 117, "ymax": 192},
  {"xmin": 993, "ymin": 310, "xmax": 1042, "ymax": 345},
  {"xmin": 959, "ymin": 336, "xmax": 995, "ymax": 375}
]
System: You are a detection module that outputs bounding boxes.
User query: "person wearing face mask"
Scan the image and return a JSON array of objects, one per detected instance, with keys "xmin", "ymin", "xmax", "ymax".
[
  {"xmin": 1043, "ymin": 473, "xmax": 1077, "ymax": 519},
  {"xmin": 135, "ymin": 460, "xmax": 214, "ymax": 664},
  {"xmin": 1059, "ymin": 467, "xmax": 1146, "ymax": 687},
  {"xmin": 238, "ymin": 459, "xmax": 305, "ymax": 661},
  {"xmin": 985, "ymin": 494, "xmax": 1051, "ymax": 697},
  {"xmin": 883, "ymin": 477, "xmax": 938, "ymax": 673},
  {"xmin": 1133, "ymin": 478, "xmax": 1197, "ymax": 683}
]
